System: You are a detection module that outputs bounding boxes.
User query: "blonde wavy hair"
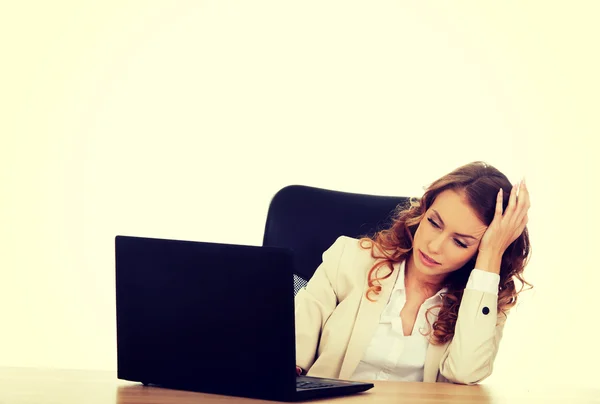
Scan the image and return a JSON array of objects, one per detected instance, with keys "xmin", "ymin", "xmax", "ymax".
[{"xmin": 360, "ymin": 161, "xmax": 532, "ymax": 345}]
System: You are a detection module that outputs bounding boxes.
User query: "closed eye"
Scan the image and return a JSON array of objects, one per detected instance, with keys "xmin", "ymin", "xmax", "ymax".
[
  {"xmin": 427, "ymin": 218, "xmax": 440, "ymax": 228},
  {"xmin": 428, "ymin": 217, "xmax": 468, "ymax": 249},
  {"xmin": 454, "ymin": 239, "xmax": 467, "ymax": 248}
]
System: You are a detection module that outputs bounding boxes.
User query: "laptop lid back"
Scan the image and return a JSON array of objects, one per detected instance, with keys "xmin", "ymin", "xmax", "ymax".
[{"xmin": 115, "ymin": 235, "xmax": 297, "ymax": 400}]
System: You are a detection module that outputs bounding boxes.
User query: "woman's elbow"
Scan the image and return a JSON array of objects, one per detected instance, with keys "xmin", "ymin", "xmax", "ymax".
[{"xmin": 440, "ymin": 362, "xmax": 493, "ymax": 385}]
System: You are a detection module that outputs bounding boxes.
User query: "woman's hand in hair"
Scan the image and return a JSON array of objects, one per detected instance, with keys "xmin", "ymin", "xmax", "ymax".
[
  {"xmin": 477, "ymin": 180, "xmax": 530, "ymax": 273},
  {"xmin": 480, "ymin": 179, "xmax": 530, "ymax": 254}
]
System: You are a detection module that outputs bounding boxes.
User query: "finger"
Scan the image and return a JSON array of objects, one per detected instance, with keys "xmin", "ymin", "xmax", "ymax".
[
  {"xmin": 512, "ymin": 214, "xmax": 529, "ymax": 241},
  {"xmin": 514, "ymin": 181, "xmax": 531, "ymax": 225},
  {"xmin": 517, "ymin": 212, "xmax": 528, "ymax": 228},
  {"xmin": 507, "ymin": 182, "xmax": 518, "ymax": 216},
  {"xmin": 521, "ymin": 179, "xmax": 531, "ymax": 208},
  {"xmin": 494, "ymin": 188, "xmax": 503, "ymax": 221}
]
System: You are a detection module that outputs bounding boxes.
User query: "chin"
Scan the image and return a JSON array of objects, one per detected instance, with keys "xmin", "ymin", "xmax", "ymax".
[{"xmin": 421, "ymin": 263, "xmax": 445, "ymax": 274}]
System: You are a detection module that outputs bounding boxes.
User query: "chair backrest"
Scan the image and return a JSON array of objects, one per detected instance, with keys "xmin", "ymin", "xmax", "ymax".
[{"xmin": 262, "ymin": 185, "xmax": 409, "ymax": 294}]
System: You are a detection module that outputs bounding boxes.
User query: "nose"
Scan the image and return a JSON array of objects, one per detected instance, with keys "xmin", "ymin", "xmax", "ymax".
[{"xmin": 428, "ymin": 233, "xmax": 444, "ymax": 255}]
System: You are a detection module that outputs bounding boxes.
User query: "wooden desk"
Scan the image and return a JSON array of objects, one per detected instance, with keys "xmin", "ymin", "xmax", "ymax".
[{"xmin": 1, "ymin": 367, "xmax": 598, "ymax": 404}]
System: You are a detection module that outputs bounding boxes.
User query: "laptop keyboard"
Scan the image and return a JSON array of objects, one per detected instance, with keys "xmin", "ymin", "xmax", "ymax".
[{"xmin": 296, "ymin": 380, "xmax": 337, "ymax": 390}]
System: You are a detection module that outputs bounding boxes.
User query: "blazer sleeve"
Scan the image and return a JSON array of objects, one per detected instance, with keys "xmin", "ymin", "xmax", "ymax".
[
  {"xmin": 294, "ymin": 237, "xmax": 347, "ymax": 371},
  {"xmin": 438, "ymin": 288, "xmax": 508, "ymax": 385}
]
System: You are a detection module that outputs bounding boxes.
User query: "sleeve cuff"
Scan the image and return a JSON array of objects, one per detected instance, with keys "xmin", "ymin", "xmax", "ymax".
[{"xmin": 466, "ymin": 269, "xmax": 500, "ymax": 295}]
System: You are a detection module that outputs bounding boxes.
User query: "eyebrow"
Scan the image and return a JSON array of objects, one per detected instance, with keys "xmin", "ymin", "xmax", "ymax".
[{"xmin": 431, "ymin": 210, "xmax": 478, "ymax": 240}]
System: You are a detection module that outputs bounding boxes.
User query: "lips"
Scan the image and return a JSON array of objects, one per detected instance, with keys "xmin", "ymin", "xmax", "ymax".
[{"xmin": 419, "ymin": 250, "xmax": 440, "ymax": 266}]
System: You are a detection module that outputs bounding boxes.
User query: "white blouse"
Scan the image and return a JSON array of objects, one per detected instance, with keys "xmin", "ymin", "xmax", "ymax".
[{"xmin": 351, "ymin": 261, "xmax": 499, "ymax": 382}]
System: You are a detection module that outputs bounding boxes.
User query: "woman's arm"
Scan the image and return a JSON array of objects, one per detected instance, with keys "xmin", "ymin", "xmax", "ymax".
[
  {"xmin": 294, "ymin": 237, "xmax": 347, "ymax": 372},
  {"xmin": 438, "ymin": 271, "xmax": 506, "ymax": 384},
  {"xmin": 440, "ymin": 180, "xmax": 530, "ymax": 384}
]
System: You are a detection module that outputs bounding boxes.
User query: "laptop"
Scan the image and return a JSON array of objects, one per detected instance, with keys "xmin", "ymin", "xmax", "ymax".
[{"xmin": 115, "ymin": 235, "xmax": 374, "ymax": 401}]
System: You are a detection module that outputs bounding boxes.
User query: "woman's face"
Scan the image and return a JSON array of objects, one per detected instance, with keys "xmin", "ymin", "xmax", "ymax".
[{"xmin": 411, "ymin": 189, "xmax": 488, "ymax": 277}]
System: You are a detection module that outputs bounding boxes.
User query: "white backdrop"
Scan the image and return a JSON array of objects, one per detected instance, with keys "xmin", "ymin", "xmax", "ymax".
[{"xmin": 2, "ymin": 1, "xmax": 598, "ymax": 388}]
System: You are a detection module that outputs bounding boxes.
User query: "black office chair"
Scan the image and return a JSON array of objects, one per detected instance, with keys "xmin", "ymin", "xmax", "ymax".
[{"xmin": 262, "ymin": 185, "xmax": 409, "ymax": 295}]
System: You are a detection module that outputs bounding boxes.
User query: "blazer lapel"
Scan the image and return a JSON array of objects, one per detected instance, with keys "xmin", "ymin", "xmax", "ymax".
[{"xmin": 338, "ymin": 261, "xmax": 401, "ymax": 379}]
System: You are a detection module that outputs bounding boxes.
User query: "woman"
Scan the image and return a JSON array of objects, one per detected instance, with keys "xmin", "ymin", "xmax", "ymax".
[{"xmin": 294, "ymin": 161, "xmax": 531, "ymax": 384}]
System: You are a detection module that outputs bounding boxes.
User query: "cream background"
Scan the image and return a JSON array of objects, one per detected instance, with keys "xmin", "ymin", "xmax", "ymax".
[{"xmin": 1, "ymin": 1, "xmax": 598, "ymax": 388}]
